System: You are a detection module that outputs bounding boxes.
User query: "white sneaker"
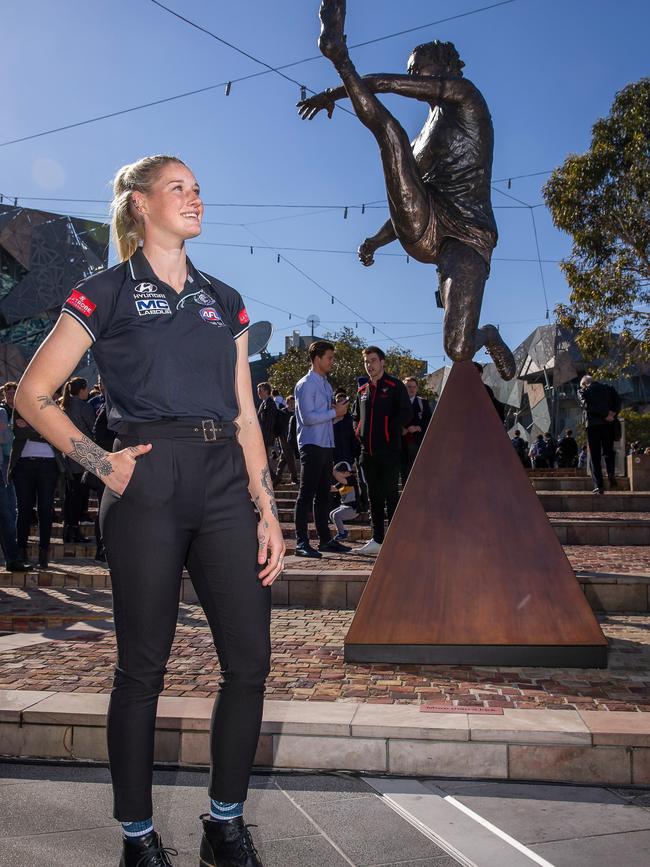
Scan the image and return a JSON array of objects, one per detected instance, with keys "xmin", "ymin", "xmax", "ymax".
[{"xmin": 356, "ymin": 539, "xmax": 382, "ymax": 555}]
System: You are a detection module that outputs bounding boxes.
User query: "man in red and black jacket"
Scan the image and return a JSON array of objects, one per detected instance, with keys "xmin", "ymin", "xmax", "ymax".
[{"xmin": 352, "ymin": 346, "xmax": 412, "ymax": 554}]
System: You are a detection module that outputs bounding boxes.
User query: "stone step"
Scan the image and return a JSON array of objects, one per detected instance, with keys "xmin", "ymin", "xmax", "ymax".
[
  {"xmin": 2, "ymin": 689, "xmax": 648, "ymax": 786},
  {"xmin": 4, "ymin": 560, "xmax": 650, "ymax": 617},
  {"xmin": 531, "ymin": 476, "xmax": 630, "ymax": 491},
  {"xmin": 538, "ymin": 492, "xmax": 650, "ymax": 512}
]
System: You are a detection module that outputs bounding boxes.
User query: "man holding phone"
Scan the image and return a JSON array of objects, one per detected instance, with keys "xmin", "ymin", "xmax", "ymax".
[{"xmin": 294, "ymin": 341, "xmax": 350, "ymax": 558}]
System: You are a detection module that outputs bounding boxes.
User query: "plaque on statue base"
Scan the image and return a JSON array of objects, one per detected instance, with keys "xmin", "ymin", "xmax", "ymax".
[{"xmin": 344, "ymin": 361, "xmax": 608, "ymax": 668}]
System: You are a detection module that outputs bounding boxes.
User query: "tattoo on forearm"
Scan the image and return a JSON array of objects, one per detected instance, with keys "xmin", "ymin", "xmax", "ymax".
[
  {"xmin": 260, "ymin": 467, "xmax": 279, "ymax": 520},
  {"xmin": 68, "ymin": 435, "xmax": 112, "ymax": 477},
  {"xmin": 36, "ymin": 394, "xmax": 59, "ymax": 411}
]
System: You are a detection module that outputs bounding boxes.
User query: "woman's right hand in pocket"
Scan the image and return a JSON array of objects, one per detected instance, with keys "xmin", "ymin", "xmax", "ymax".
[{"xmin": 104, "ymin": 443, "xmax": 152, "ymax": 495}]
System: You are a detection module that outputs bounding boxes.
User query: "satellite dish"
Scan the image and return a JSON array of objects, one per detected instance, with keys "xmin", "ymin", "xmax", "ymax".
[
  {"xmin": 247, "ymin": 320, "xmax": 273, "ymax": 357},
  {"xmin": 306, "ymin": 313, "xmax": 320, "ymax": 337}
]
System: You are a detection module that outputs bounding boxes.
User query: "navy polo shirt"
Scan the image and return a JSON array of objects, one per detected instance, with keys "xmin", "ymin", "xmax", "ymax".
[{"xmin": 61, "ymin": 248, "xmax": 250, "ymax": 429}]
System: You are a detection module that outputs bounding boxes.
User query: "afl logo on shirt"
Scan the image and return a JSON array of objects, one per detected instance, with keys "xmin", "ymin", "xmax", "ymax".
[
  {"xmin": 199, "ymin": 307, "xmax": 225, "ymax": 326},
  {"xmin": 135, "ymin": 298, "xmax": 171, "ymax": 316}
]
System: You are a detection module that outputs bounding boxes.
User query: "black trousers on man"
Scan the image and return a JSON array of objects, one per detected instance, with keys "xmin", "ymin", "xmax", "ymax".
[
  {"xmin": 294, "ymin": 444, "xmax": 333, "ymax": 546},
  {"xmin": 360, "ymin": 451, "xmax": 401, "ymax": 544},
  {"xmin": 100, "ymin": 421, "xmax": 271, "ymax": 821},
  {"xmin": 587, "ymin": 423, "xmax": 616, "ymax": 490}
]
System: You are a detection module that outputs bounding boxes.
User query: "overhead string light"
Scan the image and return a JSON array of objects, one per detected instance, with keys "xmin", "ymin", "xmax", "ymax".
[
  {"xmin": 343, "ymin": 207, "xmax": 348, "ymax": 219},
  {"xmin": 300, "ymin": 85, "xmax": 307, "ymax": 101},
  {"xmin": 225, "ymin": 81, "xmax": 232, "ymax": 96}
]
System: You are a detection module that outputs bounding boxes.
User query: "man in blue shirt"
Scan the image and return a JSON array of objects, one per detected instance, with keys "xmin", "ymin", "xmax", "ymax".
[{"xmin": 294, "ymin": 340, "xmax": 350, "ymax": 558}]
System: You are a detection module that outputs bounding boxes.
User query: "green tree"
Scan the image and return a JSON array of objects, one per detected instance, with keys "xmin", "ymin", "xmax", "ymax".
[
  {"xmin": 266, "ymin": 327, "xmax": 432, "ymax": 399},
  {"xmin": 543, "ymin": 78, "xmax": 650, "ymax": 374}
]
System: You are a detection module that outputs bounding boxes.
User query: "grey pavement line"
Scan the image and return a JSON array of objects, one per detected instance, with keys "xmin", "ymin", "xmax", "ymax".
[
  {"xmin": 363, "ymin": 777, "xmax": 556, "ymax": 867},
  {"xmin": 529, "ymin": 826, "xmax": 650, "ymax": 846},
  {"xmin": 1, "ymin": 823, "xmax": 116, "ymax": 840},
  {"xmin": 273, "ymin": 779, "xmax": 358, "ymax": 866}
]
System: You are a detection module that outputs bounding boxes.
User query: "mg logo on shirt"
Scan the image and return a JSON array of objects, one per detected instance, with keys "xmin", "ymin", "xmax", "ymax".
[{"xmin": 135, "ymin": 298, "xmax": 171, "ymax": 316}]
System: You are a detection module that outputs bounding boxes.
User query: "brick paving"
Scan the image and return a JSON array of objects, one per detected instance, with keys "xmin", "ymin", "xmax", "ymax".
[
  {"xmin": 1, "ymin": 586, "xmax": 649, "ymax": 710},
  {"xmin": 282, "ymin": 546, "xmax": 650, "ymax": 574}
]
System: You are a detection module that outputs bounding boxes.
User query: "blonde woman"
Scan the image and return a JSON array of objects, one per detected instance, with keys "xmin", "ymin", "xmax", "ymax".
[{"xmin": 15, "ymin": 155, "xmax": 283, "ymax": 867}]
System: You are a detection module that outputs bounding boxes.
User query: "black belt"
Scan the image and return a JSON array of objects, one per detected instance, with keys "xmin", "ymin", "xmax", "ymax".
[{"xmin": 119, "ymin": 418, "xmax": 236, "ymax": 442}]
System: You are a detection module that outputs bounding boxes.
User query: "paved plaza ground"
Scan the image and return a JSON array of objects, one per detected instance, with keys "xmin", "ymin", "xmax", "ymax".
[
  {"xmin": 1, "ymin": 762, "xmax": 650, "ymax": 866},
  {"xmin": 1, "ymin": 583, "xmax": 650, "ymax": 711}
]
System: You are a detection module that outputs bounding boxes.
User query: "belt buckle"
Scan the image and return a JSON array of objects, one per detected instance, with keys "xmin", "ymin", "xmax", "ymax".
[
  {"xmin": 202, "ymin": 419, "xmax": 217, "ymax": 441},
  {"xmin": 202, "ymin": 419, "xmax": 224, "ymax": 441}
]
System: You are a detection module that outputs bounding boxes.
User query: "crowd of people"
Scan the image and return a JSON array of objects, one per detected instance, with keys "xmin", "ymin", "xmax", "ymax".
[
  {"xmin": 0, "ymin": 376, "xmax": 109, "ymax": 570},
  {"xmin": 258, "ymin": 340, "xmax": 432, "ymax": 558},
  {"xmin": 0, "ymin": 359, "xmax": 641, "ymax": 571}
]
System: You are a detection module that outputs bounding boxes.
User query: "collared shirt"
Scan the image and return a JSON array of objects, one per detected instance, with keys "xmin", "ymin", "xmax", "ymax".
[
  {"xmin": 294, "ymin": 369, "xmax": 335, "ymax": 449},
  {"xmin": 61, "ymin": 247, "xmax": 250, "ymax": 429}
]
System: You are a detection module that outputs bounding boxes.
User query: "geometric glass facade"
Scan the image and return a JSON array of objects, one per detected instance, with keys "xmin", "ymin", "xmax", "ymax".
[{"xmin": 0, "ymin": 203, "xmax": 108, "ymax": 379}]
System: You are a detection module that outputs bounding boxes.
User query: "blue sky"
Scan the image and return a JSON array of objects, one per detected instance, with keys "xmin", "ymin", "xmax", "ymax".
[{"xmin": 2, "ymin": 0, "xmax": 648, "ymax": 367}]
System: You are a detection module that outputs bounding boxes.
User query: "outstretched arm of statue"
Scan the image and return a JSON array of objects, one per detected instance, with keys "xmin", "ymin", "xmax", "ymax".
[
  {"xmin": 358, "ymin": 219, "xmax": 397, "ymax": 267},
  {"xmin": 297, "ymin": 73, "xmax": 471, "ymax": 119}
]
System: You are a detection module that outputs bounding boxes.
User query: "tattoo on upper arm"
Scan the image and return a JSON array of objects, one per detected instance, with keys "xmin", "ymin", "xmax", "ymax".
[
  {"xmin": 68, "ymin": 435, "xmax": 112, "ymax": 477},
  {"xmin": 36, "ymin": 395, "xmax": 59, "ymax": 411}
]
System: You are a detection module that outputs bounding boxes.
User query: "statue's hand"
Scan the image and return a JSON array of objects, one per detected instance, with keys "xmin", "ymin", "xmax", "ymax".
[
  {"xmin": 297, "ymin": 91, "xmax": 335, "ymax": 121},
  {"xmin": 358, "ymin": 240, "xmax": 376, "ymax": 267}
]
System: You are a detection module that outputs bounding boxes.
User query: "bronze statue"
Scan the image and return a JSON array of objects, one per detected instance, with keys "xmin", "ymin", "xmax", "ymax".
[{"xmin": 298, "ymin": 0, "xmax": 516, "ymax": 380}]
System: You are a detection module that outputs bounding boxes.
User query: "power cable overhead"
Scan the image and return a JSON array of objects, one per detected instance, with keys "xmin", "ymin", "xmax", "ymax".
[{"xmin": 1, "ymin": 0, "xmax": 521, "ymax": 147}]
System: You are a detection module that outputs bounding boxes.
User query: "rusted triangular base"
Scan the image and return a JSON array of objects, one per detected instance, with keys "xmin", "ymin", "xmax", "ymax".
[{"xmin": 344, "ymin": 362, "xmax": 608, "ymax": 668}]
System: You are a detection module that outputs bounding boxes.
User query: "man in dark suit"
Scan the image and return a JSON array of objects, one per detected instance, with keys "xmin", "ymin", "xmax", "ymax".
[
  {"xmin": 256, "ymin": 382, "xmax": 278, "ymax": 477},
  {"xmin": 578, "ymin": 375, "xmax": 621, "ymax": 493},
  {"xmin": 400, "ymin": 377, "xmax": 432, "ymax": 485}
]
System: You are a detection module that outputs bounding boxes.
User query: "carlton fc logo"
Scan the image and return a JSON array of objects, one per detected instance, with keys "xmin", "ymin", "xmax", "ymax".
[{"xmin": 199, "ymin": 307, "xmax": 225, "ymax": 326}]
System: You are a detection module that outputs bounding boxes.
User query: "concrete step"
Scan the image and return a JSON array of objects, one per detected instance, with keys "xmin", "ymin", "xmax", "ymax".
[
  {"xmin": 531, "ymin": 476, "xmax": 630, "ymax": 491},
  {"xmin": 3, "ymin": 689, "xmax": 650, "ymax": 786},
  {"xmin": 538, "ymin": 492, "xmax": 650, "ymax": 512}
]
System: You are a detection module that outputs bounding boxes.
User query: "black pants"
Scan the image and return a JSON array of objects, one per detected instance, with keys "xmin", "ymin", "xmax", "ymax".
[
  {"xmin": 12, "ymin": 457, "xmax": 59, "ymax": 550},
  {"xmin": 100, "ymin": 422, "xmax": 271, "ymax": 821},
  {"xmin": 63, "ymin": 471, "xmax": 87, "ymax": 527},
  {"xmin": 587, "ymin": 424, "xmax": 616, "ymax": 490},
  {"xmin": 400, "ymin": 440, "xmax": 419, "ymax": 487},
  {"xmin": 276, "ymin": 435, "xmax": 298, "ymax": 482},
  {"xmin": 294, "ymin": 445, "xmax": 333, "ymax": 546},
  {"xmin": 361, "ymin": 451, "xmax": 401, "ymax": 543}
]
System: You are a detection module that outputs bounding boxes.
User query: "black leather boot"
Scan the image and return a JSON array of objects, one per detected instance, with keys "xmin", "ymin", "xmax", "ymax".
[
  {"xmin": 119, "ymin": 830, "xmax": 177, "ymax": 866},
  {"xmin": 38, "ymin": 547, "xmax": 49, "ymax": 569},
  {"xmin": 200, "ymin": 815, "xmax": 263, "ymax": 867}
]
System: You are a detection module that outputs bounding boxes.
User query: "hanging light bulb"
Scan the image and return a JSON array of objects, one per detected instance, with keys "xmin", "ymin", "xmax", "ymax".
[
  {"xmin": 507, "ymin": 178, "xmax": 512, "ymax": 189},
  {"xmin": 225, "ymin": 81, "xmax": 232, "ymax": 96},
  {"xmin": 406, "ymin": 254, "xmax": 410, "ymax": 263},
  {"xmin": 250, "ymin": 246, "xmax": 254, "ymax": 255},
  {"xmin": 361, "ymin": 204, "xmax": 365, "ymax": 214},
  {"xmin": 331, "ymin": 296, "xmax": 334, "ymax": 304},
  {"xmin": 343, "ymin": 207, "xmax": 348, "ymax": 219},
  {"xmin": 277, "ymin": 253, "xmax": 280, "ymax": 263},
  {"xmin": 300, "ymin": 85, "xmax": 307, "ymax": 101},
  {"xmin": 372, "ymin": 326, "xmax": 376, "ymax": 334}
]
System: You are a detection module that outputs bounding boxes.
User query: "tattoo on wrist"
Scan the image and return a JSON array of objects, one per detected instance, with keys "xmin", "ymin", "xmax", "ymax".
[
  {"xmin": 260, "ymin": 467, "xmax": 279, "ymax": 520},
  {"xmin": 68, "ymin": 435, "xmax": 112, "ymax": 477},
  {"xmin": 36, "ymin": 395, "xmax": 58, "ymax": 411}
]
